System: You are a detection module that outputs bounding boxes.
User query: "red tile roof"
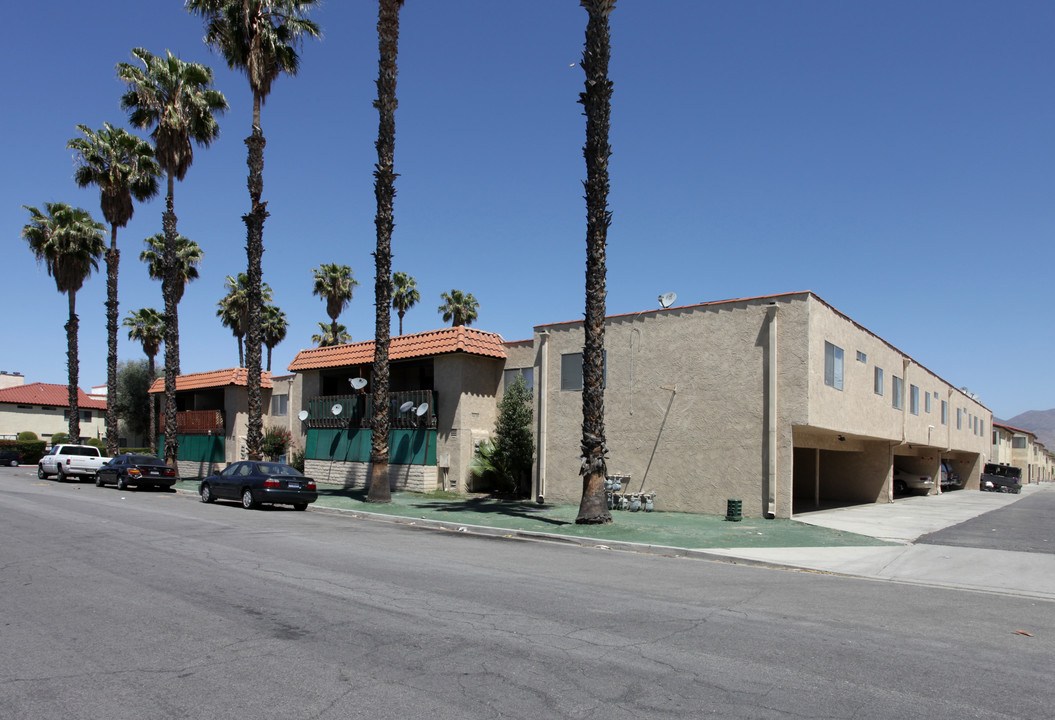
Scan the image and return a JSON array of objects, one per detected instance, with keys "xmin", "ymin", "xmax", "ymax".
[
  {"xmin": 288, "ymin": 326, "xmax": 507, "ymax": 372},
  {"xmin": 148, "ymin": 368, "xmax": 273, "ymax": 394},
  {"xmin": 0, "ymin": 383, "xmax": 107, "ymax": 410},
  {"xmin": 993, "ymin": 422, "xmax": 1036, "ymax": 437}
]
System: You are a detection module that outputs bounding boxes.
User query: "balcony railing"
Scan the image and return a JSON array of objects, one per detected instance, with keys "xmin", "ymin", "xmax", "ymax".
[
  {"xmin": 176, "ymin": 409, "xmax": 225, "ymax": 435},
  {"xmin": 306, "ymin": 390, "xmax": 435, "ymax": 430}
]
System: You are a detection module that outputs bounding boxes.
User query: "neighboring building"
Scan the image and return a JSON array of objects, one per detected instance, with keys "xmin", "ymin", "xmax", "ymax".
[
  {"xmin": 149, "ymin": 368, "xmax": 273, "ymax": 479},
  {"xmin": 0, "ymin": 371, "xmax": 25, "ymax": 390},
  {"xmin": 514, "ymin": 292, "xmax": 992, "ymax": 519},
  {"xmin": 286, "ymin": 326, "xmax": 507, "ymax": 493},
  {"xmin": 0, "ymin": 382, "xmax": 107, "ymax": 443},
  {"xmin": 991, "ymin": 423, "xmax": 1015, "ymax": 466}
]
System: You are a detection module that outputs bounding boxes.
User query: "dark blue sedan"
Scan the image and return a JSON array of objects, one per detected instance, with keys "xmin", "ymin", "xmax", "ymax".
[{"xmin": 199, "ymin": 461, "xmax": 318, "ymax": 511}]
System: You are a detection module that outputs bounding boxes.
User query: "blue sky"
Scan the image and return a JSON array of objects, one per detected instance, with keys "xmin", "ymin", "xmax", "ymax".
[{"xmin": 3, "ymin": 1, "xmax": 1053, "ymax": 420}]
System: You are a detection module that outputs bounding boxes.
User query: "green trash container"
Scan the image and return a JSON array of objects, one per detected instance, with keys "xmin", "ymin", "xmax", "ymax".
[{"xmin": 725, "ymin": 498, "xmax": 742, "ymax": 522}]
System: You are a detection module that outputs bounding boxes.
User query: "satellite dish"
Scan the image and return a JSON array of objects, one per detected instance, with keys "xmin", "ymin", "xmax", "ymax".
[
  {"xmin": 658, "ymin": 292, "xmax": 677, "ymax": 308},
  {"xmin": 297, "ymin": 410, "xmax": 309, "ymax": 421},
  {"xmin": 399, "ymin": 401, "xmax": 416, "ymax": 413},
  {"xmin": 331, "ymin": 404, "xmax": 343, "ymax": 416},
  {"xmin": 415, "ymin": 403, "xmax": 429, "ymax": 417},
  {"xmin": 350, "ymin": 377, "xmax": 367, "ymax": 390}
]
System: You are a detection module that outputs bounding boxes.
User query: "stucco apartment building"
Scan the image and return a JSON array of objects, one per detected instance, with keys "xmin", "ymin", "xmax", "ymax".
[
  {"xmin": 505, "ymin": 292, "xmax": 991, "ymax": 519},
  {"xmin": 992, "ymin": 422, "xmax": 1052, "ymax": 484},
  {"xmin": 0, "ymin": 380, "xmax": 107, "ymax": 443}
]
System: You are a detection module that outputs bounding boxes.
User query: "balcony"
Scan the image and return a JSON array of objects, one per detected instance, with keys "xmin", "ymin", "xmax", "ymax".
[
  {"xmin": 176, "ymin": 409, "xmax": 225, "ymax": 435},
  {"xmin": 306, "ymin": 390, "xmax": 435, "ymax": 430}
]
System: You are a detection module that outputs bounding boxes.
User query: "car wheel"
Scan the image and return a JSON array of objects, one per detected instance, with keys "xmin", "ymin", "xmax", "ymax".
[
  {"xmin": 893, "ymin": 479, "xmax": 906, "ymax": 495},
  {"xmin": 200, "ymin": 484, "xmax": 215, "ymax": 503},
  {"xmin": 57, "ymin": 467, "xmax": 66, "ymax": 483},
  {"xmin": 37, "ymin": 465, "xmax": 46, "ymax": 479},
  {"xmin": 117, "ymin": 477, "xmax": 128, "ymax": 491},
  {"xmin": 241, "ymin": 488, "xmax": 258, "ymax": 510},
  {"xmin": 10, "ymin": 460, "xmax": 18, "ymax": 468},
  {"xmin": 292, "ymin": 502, "xmax": 308, "ymax": 511},
  {"xmin": 95, "ymin": 475, "xmax": 104, "ymax": 487}
]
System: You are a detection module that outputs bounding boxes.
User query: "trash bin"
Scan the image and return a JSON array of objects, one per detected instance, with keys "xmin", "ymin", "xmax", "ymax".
[{"xmin": 725, "ymin": 498, "xmax": 742, "ymax": 522}]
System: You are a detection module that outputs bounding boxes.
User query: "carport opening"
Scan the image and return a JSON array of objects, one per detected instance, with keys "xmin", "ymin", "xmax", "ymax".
[{"xmin": 793, "ymin": 446, "xmax": 889, "ymax": 514}]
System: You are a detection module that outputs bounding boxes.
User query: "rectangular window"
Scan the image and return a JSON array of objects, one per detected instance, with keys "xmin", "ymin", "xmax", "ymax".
[
  {"xmin": 992, "ymin": 431, "xmax": 998, "ymax": 444},
  {"xmin": 503, "ymin": 368, "xmax": 534, "ymax": 391},
  {"xmin": 956, "ymin": 408, "xmax": 962, "ymax": 430},
  {"xmin": 941, "ymin": 401, "xmax": 948, "ymax": 425},
  {"xmin": 909, "ymin": 385, "xmax": 920, "ymax": 415},
  {"xmin": 561, "ymin": 352, "xmax": 605, "ymax": 391},
  {"xmin": 856, "ymin": 350, "xmax": 867, "ymax": 363},
  {"xmin": 63, "ymin": 410, "xmax": 92, "ymax": 422},
  {"xmin": 1012, "ymin": 437, "xmax": 1027, "ymax": 449},
  {"xmin": 270, "ymin": 394, "xmax": 288, "ymax": 416},
  {"xmin": 891, "ymin": 376, "xmax": 904, "ymax": 409},
  {"xmin": 924, "ymin": 392, "xmax": 931, "ymax": 413},
  {"xmin": 824, "ymin": 342, "xmax": 844, "ymax": 390},
  {"xmin": 874, "ymin": 367, "xmax": 884, "ymax": 395}
]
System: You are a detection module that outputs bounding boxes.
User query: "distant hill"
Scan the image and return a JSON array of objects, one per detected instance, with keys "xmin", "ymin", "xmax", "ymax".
[{"xmin": 999, "ymin": 409, "xmax": 1055, "ymax": 449}]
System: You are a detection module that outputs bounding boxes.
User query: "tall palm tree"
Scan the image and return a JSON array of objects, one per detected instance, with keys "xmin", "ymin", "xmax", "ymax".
[
  {"xmin": 187, "ymin": 0, "xmax": 321, "ymax": 462},
  {"xmin": 140, "ymin": 233, "xmax": 203, "ymax": 305},
  {"xmin": 218, "ymin": 273, "xmax": 273, "ymax": 366},
  {"xmin": 22, "ymin": 203, "xmax": 106, "ymax": 443},
  {"xmin": 123, "ymin": 308, "xmax": 165, "ymax": 453},
  {"xmin": 311, "ymin": 263, "xmax": 357, "ymax": 342},
  {"xmin": 311, "ymin": 322, "xmax": 351, "ymax": 347},
  {"xmin": 118, "ymin": 47, "xmax": 227, "ymax": 468},
  {"xmin": 576, "ymin": 0, "xmax": 616, "ymax": 525},
  {"xmin": 438, "ymin": 289, "xmax": 479, "ymax": 327},
  {"xmin": 391, "ymin": 271, "xmax": 418, "ymax": 336},
  {"xmin": 67, "ymin": 123, "xmax": 160, "ymax": 457},
  {"xmin": 367, "ymin": 0, "xmax": 405, "ymax": 504},
  {"xmin": 261, "ymin": 303, "xmax": 288, "ymax": 371}
]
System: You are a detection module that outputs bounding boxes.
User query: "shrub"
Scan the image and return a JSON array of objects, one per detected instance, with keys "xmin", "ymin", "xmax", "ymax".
[
  {"xmin": 85, "ymin": 438, "xmax": 105, "ymax": 451},
  {"xmin": 261, "ymin": 426, "xmax": 293, "ymax": 461},
  {"xmin": 50, "ymin": 432, "xmax": 69, "ymax": 446},
  {"xmin": 289, "ymin": 446, "xmax": 305, "ymax": 473},
  {"xmin": 17, "ymin": 431, "xmax": 38, "ymax": 441}
]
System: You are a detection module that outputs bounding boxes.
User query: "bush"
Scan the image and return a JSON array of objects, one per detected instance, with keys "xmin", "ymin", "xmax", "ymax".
[
  {"xmin": 289, "ymin": 446, "xmax": 305, "ymax": 473},
  {"xmin": 50, "ymin": 432, "xmax": 68, "ymax": 446},
  {"xmin": 261, "ymin": 426, "xmax": 293, "ymax": 461},
  {"xmin": 85, "ymin": 438, "xmax": 105, "ymax": 451},
  {"xmin": 17, "ymin": 431, "xmax": 38, "ymax": 441},
  {"xmin": 2, "ymin": 439, "xmax": 46, "ymax": 464}
]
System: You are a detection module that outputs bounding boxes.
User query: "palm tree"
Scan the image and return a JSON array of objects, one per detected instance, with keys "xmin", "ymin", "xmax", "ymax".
[
  {"xmin": 68, "ymin": 123, "xmax": 160, "ymax": 457},
  {"xmin": 366, "ymin": 0, "xmax": 406, "ymax": 504},
  {"xmin": 311, "ymin": 322, "xmax": 351, "ymax": 347},
  {"xmin": 140, "ymin": 233, "xmax": 203, "ymax": 305},
  {"xmin": 22, "ymin": 203, "xmax": 106, "ymax": 443},
  {"xmin": 187, "ymin": 0, "xmax": 321, "ymax": 462},
  {"xmin": 123, "ymin": 308, "xmax": 165, "ymax": 453},
  {"xmin": 218, "ymin": 273, "xmax": 273, "ymax": 366},
  {"xmin": 391, "ymin": 271, "xmax": 419, "ymax": 335},
  {"xmin": 438, "ymin": 289, "xmax": 479, "ymax": 327},
  {"xmin": 261, "ymin": 303, "xmax": 288, "ymax": 371},
  {"xmin": 118, "ymin": 47, "xmax": 227, "ymax": 468},
  {"xmin": 311, "ymin": 263, "xmax": 357, "ymax": 342},
  {"xmin": 576, "ymin": 0, "xmax": 616, "ymax": 525}
]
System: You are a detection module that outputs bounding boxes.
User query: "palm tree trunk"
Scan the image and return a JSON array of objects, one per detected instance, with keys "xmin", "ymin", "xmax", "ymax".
[
  {"xmin": 266, "ymin": 345, "xmax": 272, "ymax": 372},
  {"xmin": 243, "ymin": 94, "xmax": 268, "ymax": 462},
  {"xmin": 237, "ymin": 336, "xmax": 245, "ymax": 368},
  {"xmin": 66, "ymin": 291, "xmax": 81, "ymax": 443},
  {"xmin": 105, "ymin": 227, "xmax": 120, "ymax": 457},
  {"xmin": 398, "ymin": 310, "xmax": 404, "ymax": 335},
  {"xmin": 147, "ymin": 354, "xmax": 157, "ymax": 455},
  {"xmin": 367, "ymin": 0, "xmax": 403, "ymax": 504},
  {"xmin": 162, "ymin": 175, "xmax": 180, "ymax": 471},
  {"xmin": 576, "ymin": 0, "xmax": 616, "ymax": 525}
]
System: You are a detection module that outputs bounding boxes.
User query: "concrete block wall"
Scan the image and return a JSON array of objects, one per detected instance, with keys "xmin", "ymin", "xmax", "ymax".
[{"xmin": 305, "ymin": 458, "xmax": 439, "ymax": 493}]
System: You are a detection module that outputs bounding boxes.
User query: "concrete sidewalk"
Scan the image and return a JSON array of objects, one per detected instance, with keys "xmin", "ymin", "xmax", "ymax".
[{"xmin": 712, "ymin": 484, "xmax": 1055, "ymax": 600}]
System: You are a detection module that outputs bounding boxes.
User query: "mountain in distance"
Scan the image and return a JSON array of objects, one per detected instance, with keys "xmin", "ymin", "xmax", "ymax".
[{"xmin": 998, "ymin": 409, "xmax": 1055, "ymax": 450}]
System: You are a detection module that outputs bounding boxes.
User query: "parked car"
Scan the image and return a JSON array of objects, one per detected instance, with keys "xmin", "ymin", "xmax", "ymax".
[
  {"xmin": 38, "ymin": 444, "xmax": 110, "ymax": 481},
  {"xmin": 96, "ymin": 453, "xmax": 177, "ymax": 491},
  {"xmin": 893, "ymin": 467, "xmax": 934, "ymax": 495},
  {"xmin": 0, "ymin": 448, "xmax": 21, "ymax": 467},
  {"xmin": 980, "ymin": 463, "xmax": 1022, "ymax": 494},
  {"xmin": 199, "ymin": 461, "xmax": 318, "ymax": 511},
  {"xmin": 940, "ymin": 462, "xmax": 963, "ymax": 490}
]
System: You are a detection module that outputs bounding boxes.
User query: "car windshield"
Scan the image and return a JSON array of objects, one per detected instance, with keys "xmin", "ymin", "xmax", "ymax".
[
  {"xmin": 130, "ymin": 455, "xmax": 163, "ymax": 465},
  {"xmin": 256, "ymin": 463, "xmax": 302, "ymax": 477}
]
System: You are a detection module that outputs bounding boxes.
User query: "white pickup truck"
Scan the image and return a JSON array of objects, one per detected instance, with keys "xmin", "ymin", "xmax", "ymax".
[{"xmin": 38, "ymin": 444, "xmax": 111, "ymax": 482}]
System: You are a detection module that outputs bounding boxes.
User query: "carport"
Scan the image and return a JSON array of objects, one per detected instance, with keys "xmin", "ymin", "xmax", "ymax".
[{"xmin": 791, "ymin": 426, "xmax": 893, "ymax": 514}]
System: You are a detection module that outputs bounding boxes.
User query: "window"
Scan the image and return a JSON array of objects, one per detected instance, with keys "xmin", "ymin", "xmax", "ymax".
[
  {"xmin": 824, "ymin": 342, "xmax": 844, "ymax": 390},
  {"xmin": 925, "ymin": 392, "xmax": 931, "ymax": 413},
  {"xmin": 874, "ymin": 367, "xmax": 884, "ymax": 395},
  {"xmin": 992, "ymin": 431, "xmax": 998, "ymax": 444},
  {"xmin": 63, "ymin": 410, "xmax": 92, "ymax": 422},
  {"xmin": 270, "ymin": 394, "xmax": 288, "ymax": 416},
  {"xmin": 892, "ymin": 376, "xmax": 903, "ymax": 410},
  {"xmin": 956, "ymin": 408, "xmax": 962, "ymax": 430},
  {"xmin": 856, "ymin": 350, "xmax": 867, "ymax": 363},
  {"xmin": 561, "ymin": 352, "xmax": 605, "ymax": 391},
  {"xmin": 941, "ymin": 401, "xmax": 948, "ymax": 425},
  {"xmin": 1012, "ymin": 437, "xmax": 1027, "ymax": 449},
  {"xmin": 503, "ymin": 368, "xmax": 534, "ymax": 391},
  {"xmin": 909, "ymin": 385, "xmax": 919, "ymax": 415}
]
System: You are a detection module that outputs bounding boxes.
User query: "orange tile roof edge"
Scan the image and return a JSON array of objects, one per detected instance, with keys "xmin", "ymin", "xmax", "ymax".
[
  {"xmin": 993, "ymin": 422, "xmax": 1037, "ymax": 437},
  {"xmin": 288, "ymin": 326, "xmax": 506, "ymax": 372},
  {"xmin": 0, "ymin": 382, "xmax": 107, "ymax": 410},
  {"xmin": 149, "ymin": 368, "xmax": 273, "ymax": 394}
]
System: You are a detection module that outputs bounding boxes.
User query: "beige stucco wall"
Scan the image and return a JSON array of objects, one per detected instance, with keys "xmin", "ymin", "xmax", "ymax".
[
  {"xmin": 433, "ymin": 354, "xmax": 502, "ymax": 491},
  {"xmin": 991, "ymin": 427, "xmax": 1014, "ymax": 465},
  {"xmin": 533, "ymin": 294, "xmax": 811, "ymax": 518},
  {"xmin": 0, "ymin": 404, "xmax": 107, "ymax": 443}
]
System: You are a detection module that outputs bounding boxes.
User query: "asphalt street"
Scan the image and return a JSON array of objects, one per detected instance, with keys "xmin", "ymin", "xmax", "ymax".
[
  {"xmin": 917, "ymin": 487, "xmax": 1055, "ymax": 554},
  {"xmin": 1, "ymin": 467, "xmax": 1053, "ymax": 719}
]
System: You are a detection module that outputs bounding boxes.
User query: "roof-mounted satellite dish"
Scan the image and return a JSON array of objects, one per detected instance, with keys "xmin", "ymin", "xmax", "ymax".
[
  {"xmin": 658, "ymin": 292, "xmax": 677, "ymax": 308},
  {"xmin": 399, "ymin": 401, "xmax": 416, "ymax": 413},
  {"xmin": 331, "ymin": 404, "xmax": 343, "ymax": 416},
  {"xmin": 297, "ymin": 410, "xmax": 309, "ymax": 421},
  {"xmin": 349, "ymin": 377, "xmax": 367, "ymax": 390},
  {"xmin": 415, "ymin": 403, "xmax": 429, "ymax": 417}
]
